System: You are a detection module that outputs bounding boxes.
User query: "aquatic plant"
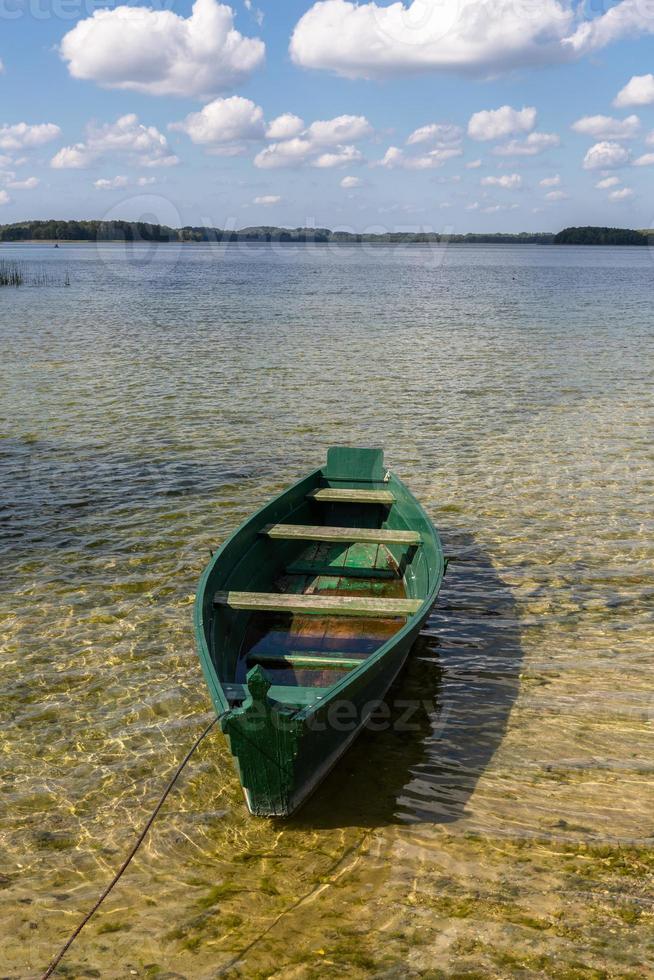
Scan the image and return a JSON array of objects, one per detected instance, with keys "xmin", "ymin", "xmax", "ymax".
[
  {"xmin": 0, "ymin": 259, "xmax": 71, "ymax": 287},
  {"xmin": 0, "ymin": 260, "xmax": 23, "ymax": 286}
]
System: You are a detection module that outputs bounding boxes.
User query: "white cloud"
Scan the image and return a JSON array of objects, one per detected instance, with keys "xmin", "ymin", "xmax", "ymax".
[
  {"xmin": 94, "ymin": 175, "xmax": 130, "ymax": 189},
  {"xmin": 480, "ymin": 202, "xmax": 519, "ymax": 213},
  {"xmin": 379, "ymin": 145, "xmax": 461, "ymax": 169},
  {"xmin": 539, "ymin": 175, "xmax": 561, "ymax": 187},
  {"xmin": 171, "ymin": 96, "xmax": 265, "ymax": 153},
  {"xmin": 378, "ymin": 201, "xmax": 424, "ymax": 215},
  {"xmin": 648, "ymin": 132, "xmax": 654, "ymax": 147},
  {"xmin": 427, "ymin": 147, "xmax": 462, "ymax": 165},
  {"xmin": 614, "ymin": 74, "xmax": 654, "ymax": 108},
  {"xmin": 306, "ymin": 115, "xmax": 373, "ymax": 144},
  {"xmin": 254, "ymin": 138, "xmax": 313, "ymax": 169},
  {"xmin": 141, "ymin": 155, "xmax": 178, "ymax": 169},
  {"xmin": 563, "ymin": 0, "xmax": 654, "ymax": 56},
  {"xmin": 254, "ymin": 113, "xmax": 373, "ymax": 169},
  {"xmin": 571, "ymin": 114, "xmax": 640, "ymax": 140},
  {"xmin": 545, "ymin": 190, "xmax": 569, "ymax": 200},
  {"xmin": 51, "ymin": 143, "xmax": 96, "ymax": 169},
  {"xmin": 0, "ymin": 122, "xmax": 61, "ymax": 151},
  {"xmin": 313, "ymin": 145, "xmax": 363, "ymax": 168},
  {"xmin": 582, "ymin": 141, "xmax": 630, "ymax": 170},
  {"xmin": 6, "ymin": 176, "xmax": 40, "ymax": 189},
  {"xmin": 137, "ymin": 176, "xmax": 157, "ymax": 186},
  {"xmin": 595, "ymin": 176, "xmax": 620, "ymax": 189},
  {"xmin": 253, "ymin": 194, "xmax": 281, "ymax": 205},
  {"xmin": 51, "ymin": 114, "xmax": 178, "ymax": 169},
  {"xmin": 406, "ymin": 123, "xmax": 462, "ymax": 146},
  {"xmin": 59, "ymin": 0, "xmax": 265, "ymax": 99},
  {"xmin": 92, "ymin": 117, "xmax": 166, "ymax": 157},
  {"xmin": 290, "ymin": 0, "xmax": 654, "ymax": 83},
  {"xmin": 244, "ymin": 0, "xmax": 264, "ymax": 26},
  {"xmin": 379, "ymin": 146, "xmax": 404, "ymax": 168},
  {"xmin": 468, "ymin": 106, "xmax": 536, "ymax": 141},
  {"xmin": 633, "ymin": 153, "xmax": 654, "ymax": 167},
  {"xmin": 493, "ymin": 132, "xmax": 560, "ymax": 156},
  {"xmin": 609, "ymin": 186, "xmax": 634, "ymax": 200},
  {"xmin": 480, "ymin": 173, "xmax": 522, "ymax": 189},
  {"xmin": 465, "ymin": 158, "xmax": 482, "ymax": 169},
  {"xmin": 340, "ymin": 175, "xmax": 363, "ymax": 188},
  {"xmin": 290, "ymin": 0, "xmax": 574, "ymax": 78},
  {"xmin": 266, "ymin": 113, "xmax": 304, "ymax": 140},
  {"xmin": 0, "ymin": 190, "xmax": 10, "ymax": 205}
]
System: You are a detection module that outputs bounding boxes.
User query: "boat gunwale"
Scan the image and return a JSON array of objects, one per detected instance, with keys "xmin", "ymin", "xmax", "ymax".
[
  {"xmin": 193, "ymin": 466, "xmax": 323, "ymax": 716},
  {"xmin": 193, "ymin": 464, "xmax": 444, "ymax": 721}
]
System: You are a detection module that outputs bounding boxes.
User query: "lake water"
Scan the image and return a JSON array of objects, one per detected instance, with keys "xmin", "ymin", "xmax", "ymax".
[{"xmin": 1, "ymin": 242, "xmax": 653, "ymax": 978}]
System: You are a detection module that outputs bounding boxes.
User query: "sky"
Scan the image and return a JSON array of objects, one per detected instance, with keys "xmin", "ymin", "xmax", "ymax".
[{"xmin": 1, "ymin": 0, "xmax": 654, "ymax": 233}]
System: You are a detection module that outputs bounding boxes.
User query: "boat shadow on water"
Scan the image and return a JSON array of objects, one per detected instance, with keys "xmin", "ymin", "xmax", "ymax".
[{"xmin": 290, "ymin": 530, "xmax": 524, "ymax": 829}]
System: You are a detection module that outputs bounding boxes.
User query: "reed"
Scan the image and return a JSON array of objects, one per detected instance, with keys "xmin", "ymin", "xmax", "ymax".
[
  {"xmin": 0, "ymin": 260, "xmax": 23, "ymax": 286},
  {"xmin": 0, "ymin": 259, "xmax": 71, "ymax": 287}
]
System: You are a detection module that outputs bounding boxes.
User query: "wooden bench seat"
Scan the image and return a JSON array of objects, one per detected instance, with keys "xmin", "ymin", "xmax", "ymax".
[
  {"xmin": 214, "ymin": 590, "xmax": 422, "ymax": 618},
  {"xmin": 222, "ymin": 682, "xmax": 330, "ymax": 705},
  {"xmin": 308, "ymin": 488, "xmax": 395, "ymax": 505},
  {"xmin": 261, "ymin": 523, "xmax": 421, "ymax": 546},
  {"xmin": 247, "ymin": 651, "xmax": 366, "ymax": 670}
]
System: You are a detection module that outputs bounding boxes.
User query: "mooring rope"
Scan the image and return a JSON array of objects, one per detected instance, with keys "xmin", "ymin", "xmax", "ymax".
[{"xmin": 41, "ymin": 714, "xmax": 221, "ymax": 980}]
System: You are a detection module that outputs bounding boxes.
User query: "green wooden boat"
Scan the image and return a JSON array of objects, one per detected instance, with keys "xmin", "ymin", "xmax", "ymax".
[{"xmin": 194, "ymin": 447, "xmax": 445, "ymax": 817}]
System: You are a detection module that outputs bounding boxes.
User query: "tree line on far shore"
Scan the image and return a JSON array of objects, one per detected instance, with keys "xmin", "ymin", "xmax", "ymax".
[
  {"xmin": 0, "ymin": 220, "xmax": 651, "ymax": 246},
  {"xmin": 0, "ymin": 220, "xmax": 554, "ymax": 244},
  {"xmin": 553, "ymin": 226, "xmax": 650, "ymax": 245}
]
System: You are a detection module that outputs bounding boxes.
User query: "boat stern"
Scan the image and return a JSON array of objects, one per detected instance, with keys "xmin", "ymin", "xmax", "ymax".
[{"xmin": 220, "ymin": 667, "xmax": 307, "ymax": 817}]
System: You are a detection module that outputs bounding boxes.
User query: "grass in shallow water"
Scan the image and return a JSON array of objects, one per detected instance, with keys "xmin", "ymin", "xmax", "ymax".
[
  {"xmin": 0, "ymin": 258, "xmax": 70, "ymax": 286},
  {"xmin": 0, "ymin": 260, "xmax": 23, "ymax": 285}
]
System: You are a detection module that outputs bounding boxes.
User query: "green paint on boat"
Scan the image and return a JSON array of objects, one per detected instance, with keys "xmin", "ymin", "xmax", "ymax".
[{"xmin": 194, "ymin": 447, "xmax": 445, "ymax": 817}]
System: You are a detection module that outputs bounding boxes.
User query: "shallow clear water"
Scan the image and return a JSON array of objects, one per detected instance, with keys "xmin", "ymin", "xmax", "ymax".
[{"xmin": 1, "ymin": 242, "xmax": 653, "ymax": 978}]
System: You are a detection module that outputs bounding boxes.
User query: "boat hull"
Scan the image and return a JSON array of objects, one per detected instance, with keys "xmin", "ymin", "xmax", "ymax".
[
  {"xmin": 223, "ymin": 622, "xmax": 424, "ymax": 817},
  {"xmin": 194, "ymin": 447, "xmax": 444, "ymax": 818}
]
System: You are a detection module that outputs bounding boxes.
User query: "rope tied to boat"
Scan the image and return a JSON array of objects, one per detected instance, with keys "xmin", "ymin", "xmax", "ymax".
[{"xmin": 41, "ymin": 714, "xmax": 221, "ymax": 980}]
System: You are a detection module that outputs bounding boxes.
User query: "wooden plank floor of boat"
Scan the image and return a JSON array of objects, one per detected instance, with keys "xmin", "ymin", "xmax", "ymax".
[{"xmin": 236, "ymin": 542, "xmax": 407, "ymax": 689}]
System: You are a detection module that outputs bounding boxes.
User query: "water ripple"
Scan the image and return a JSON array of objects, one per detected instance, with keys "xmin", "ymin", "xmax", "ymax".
[{"xmin": 1, "ymin": 243, "xmax": 653, "ymax": 978}]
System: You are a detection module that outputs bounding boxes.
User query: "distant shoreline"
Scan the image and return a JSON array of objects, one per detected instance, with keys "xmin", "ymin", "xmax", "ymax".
[
  {"xmin": 3, "ymin": 238, "xmax": 557, "ymax": 246},
  {"xmin": 2, "ymin": 239, "xmax": 651, "ymax": 248},
  {"xmin": 0, "ymin": 222, "xmax": 651, "ymax": 246}
]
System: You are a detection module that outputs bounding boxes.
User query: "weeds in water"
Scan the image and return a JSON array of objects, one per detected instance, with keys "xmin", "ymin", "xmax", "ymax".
[
  {"xmin": 0, "ymin": 260, "xmax": 23, "ymax": 286},
  {"xmin": 96, "ymin": 920, "xmax": 131, "ymax": 934},
  {"xmin": 0, "ymin": 259, "xmax": 71, "ymax": 287}
]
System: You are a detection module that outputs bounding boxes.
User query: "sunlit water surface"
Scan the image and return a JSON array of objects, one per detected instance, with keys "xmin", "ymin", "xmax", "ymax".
[{"xmin": 1, "ymin": 243, "xmax": 653, "ymax": 978}]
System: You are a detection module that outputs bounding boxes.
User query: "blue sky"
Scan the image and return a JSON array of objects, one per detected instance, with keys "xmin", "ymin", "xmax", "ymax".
[{"xmin": 2, "ymin": 0, "xmax": 654, "ymax": 232}]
